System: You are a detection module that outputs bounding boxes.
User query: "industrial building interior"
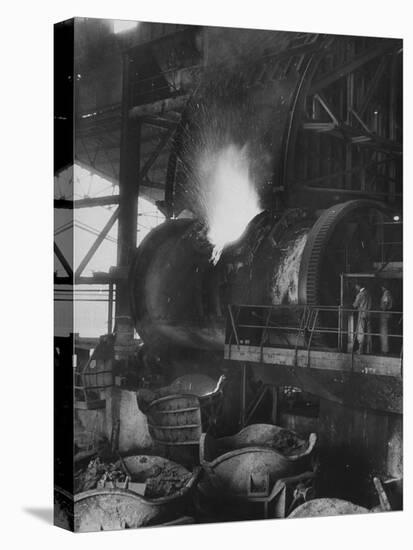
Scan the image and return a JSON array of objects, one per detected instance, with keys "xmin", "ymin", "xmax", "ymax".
[{"xmin": 54, "ymin": 19, "xmax": 403, "ymax": 530}]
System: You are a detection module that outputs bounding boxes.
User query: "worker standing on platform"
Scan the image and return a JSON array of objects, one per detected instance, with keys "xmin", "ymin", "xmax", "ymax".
[
  {"xmin": 380, "ymin": 284, "xmax": 393, "ymax": 354},
  {"xmin": 353, "ymin": 283, "xmax": 372, "ymax": 354}
]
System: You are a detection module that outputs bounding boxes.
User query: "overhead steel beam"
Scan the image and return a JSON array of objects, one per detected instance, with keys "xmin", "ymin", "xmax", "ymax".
[
  {"xmin": 141, "ymin": 115, "xmax": 179, "ymax": 130},
  {"xmin": 309, "ymin": 42, "xmax": 401, "ymax": 94},
  {"xmin": 55, "ymin": 276, "xmax": 116, "ymax": 285},
  {"xmin": 54, "ymin": 195, "xmax": 120, "ymax": 209},
  {"xmin": 78, "ymin": 103, "xmax": 121, "ymax": 122},
  {"xmin": 302, "ymin": 122, "xmax": 336, "ymax": 132},
  {"xmin": 129, "ymin": 95, "xmax": 188, "ymax": 119},
  {"xmin": 304, "ymin": 121, "xmax": 402, "ymax": 154},
  {"xmin": 296, "ymin": 185, "xmax": 401, "ymax": 198},
  {"xmin": 57, "ymin": 136, "xmax": 168, "ymax": 216},
  {"xmin": 54, "ymin": 266, "xmax": 128, "ymax": 286},
  {"xmin": 290, "ymin": 156, "xmax": 396, "ymax": 187},
  {"xmin": 359, "ymin": 56, "xmax": 389, "ymax": 116}
]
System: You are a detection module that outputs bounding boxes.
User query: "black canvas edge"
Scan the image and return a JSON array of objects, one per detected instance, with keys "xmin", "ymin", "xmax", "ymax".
[{"xmin": 54, "ymin": 17, "xmax": 75, "ymax": 532}]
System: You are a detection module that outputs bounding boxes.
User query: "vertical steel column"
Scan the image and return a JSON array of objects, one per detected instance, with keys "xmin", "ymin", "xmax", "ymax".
[
  {"xmin": 388, "ymin": 53, "xmax": 398, "ymax": 203},
  {"xmin": 240, "ymin": 363, "xmax": 247, "ymax": 428},
  {"xmin": 339, "ymin": 273, "xmax": 345, "ymax": 351},
  {"xmin": 111, "ymin": 51, "xmax": 140, "ymax": 447},
  {"xmin": 345, "ymin": 44, "xmax": 354, "ymax": 190},
  {"xmin": 115, "ymin": 51, "xmax": 141, "ymax": 325},
  {"xmin": 108, "ymin": 282, "xmax": 114, "ymax": 334},
  {"xmin": 271, "ymin": 387, "xmax": 279, "ymax": 425}
]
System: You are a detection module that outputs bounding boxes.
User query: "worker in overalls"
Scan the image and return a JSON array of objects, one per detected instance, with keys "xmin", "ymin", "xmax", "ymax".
[
  {"xmin": 353, "ymin": 283, "xmax": 372, "ymax": 354},
  {"xmin": 380, "ymin": 284, "xmax": 393, "ymax": 354}
]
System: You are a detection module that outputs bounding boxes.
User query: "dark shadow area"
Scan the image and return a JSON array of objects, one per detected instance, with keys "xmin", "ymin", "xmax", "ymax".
[{"xmin": 24, "ymin": 507, "xmax": 53, "ymax": 525}]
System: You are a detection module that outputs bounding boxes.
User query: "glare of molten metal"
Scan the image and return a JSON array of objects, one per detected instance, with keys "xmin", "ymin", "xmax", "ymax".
[{"xmin": 197, "ymin": 144, "xmax": 262, "ymax": 264}]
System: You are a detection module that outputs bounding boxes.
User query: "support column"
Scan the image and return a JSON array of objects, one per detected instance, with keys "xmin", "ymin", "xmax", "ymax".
[
  {"xmin": 115, "ymin": 52, "xmax": 141, "ymax": 354},
  {"xmin": 240, "ymin": 363, "xmax": 247, "ymax": 428},
  {"xmin": 271, "ymin": 386, "xmax": 279, "ymax": 425}
]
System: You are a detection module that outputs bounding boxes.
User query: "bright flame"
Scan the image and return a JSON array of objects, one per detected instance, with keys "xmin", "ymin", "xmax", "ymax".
[{"xmin": 196, "ymin": 144, "xmax": 262, "ymax": 264}]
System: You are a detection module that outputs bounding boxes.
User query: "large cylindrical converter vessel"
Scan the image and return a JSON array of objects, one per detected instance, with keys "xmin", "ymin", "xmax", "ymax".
[{"xmin": 130, "ymin": 200, "xmax": 389, "ymax": 351}]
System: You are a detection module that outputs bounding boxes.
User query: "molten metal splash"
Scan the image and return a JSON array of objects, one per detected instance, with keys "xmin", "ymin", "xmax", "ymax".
[
  {"xmin": 271, "ymin": 231, "xmax": 308, "ymax": 304},
  {"xmin": 197, "ymin": 144, "xmax": 262, "ymax": 264}
]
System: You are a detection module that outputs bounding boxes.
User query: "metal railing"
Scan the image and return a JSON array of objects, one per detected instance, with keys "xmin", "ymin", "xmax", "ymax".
[{"xmin": 226, "ymin": 303, "xmax": 403, "ymax": 361}]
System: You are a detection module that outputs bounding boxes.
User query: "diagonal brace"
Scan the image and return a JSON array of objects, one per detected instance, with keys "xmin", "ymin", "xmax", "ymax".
[
  {"xmin": 54, "ymin": 242, "xmax": 74, "ymax": 278},
  {"xmin": 75, "ymin": 206, "xmax": 120, "ymax": 277}
]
